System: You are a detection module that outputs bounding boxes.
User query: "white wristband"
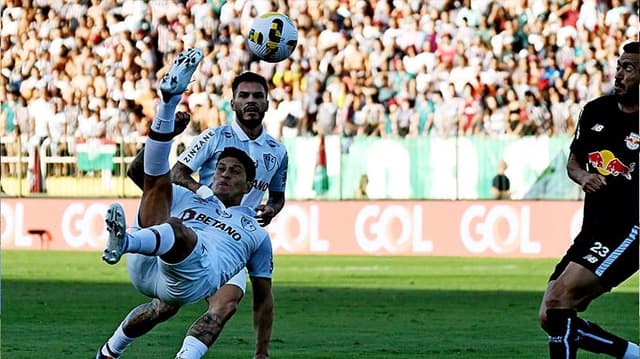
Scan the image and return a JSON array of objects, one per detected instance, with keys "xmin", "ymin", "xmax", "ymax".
[{"xmin": 196, "ymin": 185, "xmax": 214, "ymax": 199}]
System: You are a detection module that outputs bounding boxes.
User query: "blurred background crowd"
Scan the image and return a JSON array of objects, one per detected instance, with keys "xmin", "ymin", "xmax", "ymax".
[{"xmin": 0, "ymin": 0, "xmax": 638, "ymax": 179}]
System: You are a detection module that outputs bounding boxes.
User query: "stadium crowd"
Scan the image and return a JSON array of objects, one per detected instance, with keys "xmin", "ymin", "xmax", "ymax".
[{"xmin": 0, "ymin": 0, "xmax": 638, "ymax": 177}]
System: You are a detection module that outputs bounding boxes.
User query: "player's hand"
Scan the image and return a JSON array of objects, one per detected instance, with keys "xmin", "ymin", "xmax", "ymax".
[
  {"xmin": 255, "ymin": 205, "xmax": 275, "ymax": 227},
  {"xmin": 580, "ymin": 173, "xmax": 607, "ymax": 193},
  {"xmin": 173, "ymin": 111, "xmax": 191, "ymax": 136}
]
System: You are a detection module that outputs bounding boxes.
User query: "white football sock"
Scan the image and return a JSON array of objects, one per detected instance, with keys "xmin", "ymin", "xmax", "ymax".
[
  {"xmin": 125, "ymin": 223, "xmax": 175, "ymax": 256},
  {"xmin": 143, "ymin": 138, "xmax": 172, "ymax": 176},
  {"xmin": 175, "ymin": 336, "xmax": 209, "ymax": 359},
  {"xmin": 152, "ymin": 94, "xmax": 181, "ymax": 134},
  {"xmin": 103, "ymin": 323, "xmax": 134, "ymax": 357},
  {"xmin": 623, "ymin": 342, "xmax": 639, "ymax": 359}
]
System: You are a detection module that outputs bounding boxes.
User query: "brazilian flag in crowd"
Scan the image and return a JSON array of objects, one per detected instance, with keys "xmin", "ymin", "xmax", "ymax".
[{"xmin": 312, "ymin": 135, "xmax": 329, "ymax": 195}]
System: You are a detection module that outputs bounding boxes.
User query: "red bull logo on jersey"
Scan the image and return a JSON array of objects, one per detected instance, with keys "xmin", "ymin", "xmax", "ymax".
[
  {"xmin": 588, "ymin": 150, "xmax": 635, "ymax": 180},
  {"xmin": 625, "ymin": 132, "xmax": 640, "ymax": 150}
]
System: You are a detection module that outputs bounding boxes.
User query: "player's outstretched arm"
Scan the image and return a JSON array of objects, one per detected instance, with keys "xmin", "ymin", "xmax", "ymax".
[
  {"xmin": 250, "ymin": 276, "xmax": 273, "ymax": 359},
  {"xmin": 255, "ymin": 151, "xmax": 288, "ymax": 226},
  {"xmin": 171, "ymin": 161, "xmax": 203, "ymax": 193},
  {"xmin": 267, "ymin": 191, "xmax": 286, "ymax": 215},
  {"xmin": 171, "ymin": 128, "xmax": 214, "ymax": 198}
]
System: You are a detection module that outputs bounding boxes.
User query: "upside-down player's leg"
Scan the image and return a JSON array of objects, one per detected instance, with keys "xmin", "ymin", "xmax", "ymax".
[
  {"xmin": 127, "ymin": 112, "xmax": 191, "ymax": 190},
  {"xmin": 97, "ymin": 299, "xmax": 180, "ymax": 359},
  {"xmin": 101, "ymin": 92, "xmax": 180, "ymax": 265},
  {"xmin": 98, "ymin": 49, "xmax": 204, "ymax": 359},
  {"xmin": 98, "ymin": 216, "xmax": 204, "ymax": 359},
  {"xmin": 102, "ymin": 49, "xmax": 203, "ymax": 265},
  {"xmin": 175, "ymin": 281, "xmax": 245, "ymax": 359},
  {"xmin": 137, "ymin": 95, "xmax": 179, "ymax": 227},
  {"xmin": 140, "ymin": 48, "xmax": 204, "ymax": 228}
]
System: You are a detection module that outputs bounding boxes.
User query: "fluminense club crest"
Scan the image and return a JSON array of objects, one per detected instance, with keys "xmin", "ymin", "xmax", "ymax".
[
  {"xmin": 241, "ymin": 216, "xmax": 256, "ymax": 232},
  {"xmin": 263, "ymin": 153, "xmax": 276, "ymax": 171}
]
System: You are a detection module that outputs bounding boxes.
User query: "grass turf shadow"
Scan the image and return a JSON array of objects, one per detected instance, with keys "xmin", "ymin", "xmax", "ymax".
[{"xmin": 2, "ymin": 280, "xmax": 637, "ymax": 358}]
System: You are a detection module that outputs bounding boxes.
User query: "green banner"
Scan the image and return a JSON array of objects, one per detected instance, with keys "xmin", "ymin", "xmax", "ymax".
[
  {"xmin": 76, "ymin": 142, "xmax": 116, "ymax": 171},
  {"xmin": 282, "ymin": 135, "xmax": 575, "ymax": 200}
]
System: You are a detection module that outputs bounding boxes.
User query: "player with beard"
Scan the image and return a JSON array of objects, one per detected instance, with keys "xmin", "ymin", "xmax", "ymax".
[
  {"xmin": 538, "ymin": 41, "xmax": 639, "ymax": 359},
  {"xmin": 171, "ymin": 71, "xmax": 287, "ymax": 352}
]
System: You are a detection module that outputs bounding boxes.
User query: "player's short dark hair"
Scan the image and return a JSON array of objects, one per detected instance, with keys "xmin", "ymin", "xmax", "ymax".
[
  {"xmin": 218, "ymin": 147, "xmax": 256, "ymax": 182},
  {"xmin": 622, "ymin": 41, "xmax": 640, "ymax": 54},
  {"xmin": 232, "ymin": 72, "xmax": 269, "ymax": 97}
]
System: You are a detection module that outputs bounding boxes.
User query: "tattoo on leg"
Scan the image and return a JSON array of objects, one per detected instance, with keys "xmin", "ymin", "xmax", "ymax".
[
  {"xmin": 122, "ymin": 302, "xmax": 160, "ymax": 338},
  {"xmin": 187, "ymin": 312, "xmax": 225, "ymax": 347},
  {"xmin": 123, "ymin": 300, "xmax": 179, "ymax": 338}
]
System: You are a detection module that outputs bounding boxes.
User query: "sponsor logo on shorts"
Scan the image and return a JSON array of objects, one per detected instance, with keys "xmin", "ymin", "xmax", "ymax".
[
  {"xmin": 548, "ymin": 335, "xmax": 565, "ymax": 343},
  {"xmin": 583, "ymin": 254, "xmax": 599, "ymax": 264}
]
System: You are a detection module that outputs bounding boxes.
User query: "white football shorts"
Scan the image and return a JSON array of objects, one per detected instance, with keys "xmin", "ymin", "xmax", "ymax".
[{"xmin": 126, "ymin": 232, "xmax": 221, "ymax": 305}]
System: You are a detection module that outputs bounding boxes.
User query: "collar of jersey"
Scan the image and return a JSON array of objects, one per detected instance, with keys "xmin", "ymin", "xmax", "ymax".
[
  {"xmin": 209, "ymin": 195, "xmax": 226, "ymax": 209},
  {"xmin": 210, "ymin": 195, "xmax": 257, "ymax": 217},
  {"xmin": 231, "ymin": 120, "xmax": 266, "ymax": 145},
  {"xmin": 228, "ymin": 205, "xmax": 257, "ymax": 217}
]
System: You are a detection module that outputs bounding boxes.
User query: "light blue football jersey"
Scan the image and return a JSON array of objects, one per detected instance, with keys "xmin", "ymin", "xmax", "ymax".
[
  {"xmin": 170, "ymin": 185, "xmax": 273, "ymax": 284},
  {"xmin": 177, "ymin": 121, "xmax": 288, "ymax": 209}
]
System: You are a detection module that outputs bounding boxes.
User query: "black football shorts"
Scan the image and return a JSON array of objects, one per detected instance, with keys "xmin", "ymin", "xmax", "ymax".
[{"xmin": 549, "ymin": 224, "xmax": 639, "ymax": 291}]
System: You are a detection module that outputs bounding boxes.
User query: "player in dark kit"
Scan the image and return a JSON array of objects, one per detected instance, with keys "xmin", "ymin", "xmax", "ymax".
[{"xmin": 538, "ymin": 41, "xmax": 639, "ymax": 359}]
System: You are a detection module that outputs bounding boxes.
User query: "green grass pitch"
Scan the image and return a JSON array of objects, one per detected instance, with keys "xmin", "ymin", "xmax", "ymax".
[{"xmin": 1, "ymin": 251, "xmax": 637, "ymax": 358}]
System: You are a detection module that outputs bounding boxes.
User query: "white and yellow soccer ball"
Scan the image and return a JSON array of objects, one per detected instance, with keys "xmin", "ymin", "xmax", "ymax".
[{"xmin": 246, "ymin": 12, "xmax": 298, "ymax": 63}]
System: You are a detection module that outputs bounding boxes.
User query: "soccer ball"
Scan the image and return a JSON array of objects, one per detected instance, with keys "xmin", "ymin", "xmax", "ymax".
[{"xmin": 246, "ymin": 12, "xmax": 298, "ymax": 63}]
